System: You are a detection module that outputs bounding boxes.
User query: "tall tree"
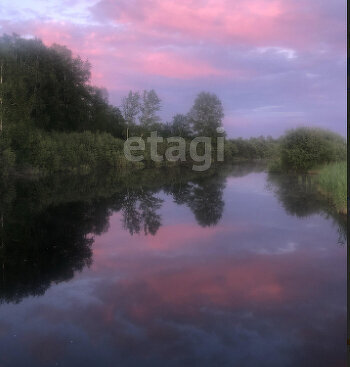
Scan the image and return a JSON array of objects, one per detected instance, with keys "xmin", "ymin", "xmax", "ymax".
[
  {"xmin": 188, "ymin": 92, "xmax": 224, "ymax": 136},
  {"xmin": 121, "ymin": 90, "xmax": 141, "ymax": 138},
  {"xmin": 0, "ymin": 34, "xmax": 125, "ymax": 138},
  {"xmin": 139, "ymin": 89, "xmax": 161, "ymax": 129}
]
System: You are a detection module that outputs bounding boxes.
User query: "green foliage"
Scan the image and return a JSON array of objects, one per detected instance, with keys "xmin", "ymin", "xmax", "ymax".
[
  {"xmin": 188, "ymin": 92, "xmax": 224, "ymax": 136},
  {"xmin": 280, "ymin": 127, "xmax": 346, "ymax": 171},
  {"xmin": 0, "ymin": 33, "xmax": 126, "ymax": 136},
  {"xmin": 317, "ymin": 161, "xmax": 347, "ymax": 214},
  {"xmin": 139, "ymin": 89, "xmax": 162, "ymax": 128},
  {"xmin": 170, "ymin": 114, "xmax": 193, "ymax": 138},
  {"xmin": 121, "ymin": 91, "xmax": 140, "ymax": 123},
  {"xmin": 11, "ymin": 129, "xmax": 142, "ymax": 174},
  {"xmin": 225, "ymin": 136, "xmax": 279, "ymax": 161}
]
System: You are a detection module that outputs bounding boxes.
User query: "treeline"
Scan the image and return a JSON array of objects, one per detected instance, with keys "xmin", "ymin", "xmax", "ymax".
[
  {"xmin": 0, "ymin": 35, "xmax": 224, "ymax": 139},
  {"xmin": 0, "ymin": 34, "xmax": 229, "ymax": 174},
  {"xmin": 0, "ymin": 34, "xmax": 125, "ymax": 136},
  {"xmin": 0, "ymin": 34, "xmax": 129, "ymax": 174},
  {"xmin": 0, "ymin": 34, "xmax": 346, "ymax": 176},
  {"xmin": 225, "ymin": 136, "xmax": 280, "ymax": 161}
]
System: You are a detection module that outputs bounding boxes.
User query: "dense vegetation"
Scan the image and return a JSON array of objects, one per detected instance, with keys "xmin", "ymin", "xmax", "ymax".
[
  {"xmin": 317, "ymin": 162, "xmax": 347, "ymax": 214},
  {"xmin": 278, "ymin": 127, "xmax": 346, "ymax": 171},
  {"xmin": 0, "ymin": 34, "xmax": 125, "ymax": 135},
  {"xmin": 225, "ymin": 136, "xmax": 280, "ymax": 161},
  {"xmin": 0, "ymin": 34, "xmax": 282, "ymax": 175},
  {"xmin": 0, "ymin": 34, "xmax": 132, "ymax": 174}
]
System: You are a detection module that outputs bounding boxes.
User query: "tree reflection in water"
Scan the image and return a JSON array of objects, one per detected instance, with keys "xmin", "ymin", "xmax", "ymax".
[
  {"xmin": 0, "ymin": 167, "xmax": 227, "ymax": 303},
  {"xmin": 0, "ymin": 163, "xmax": 345, "ymax": 303},
  {"xmin": 267, "ymin": 172, "xmax": 347, "ymax": 245}
]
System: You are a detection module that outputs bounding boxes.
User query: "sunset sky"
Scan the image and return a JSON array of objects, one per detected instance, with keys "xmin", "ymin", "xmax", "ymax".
[{"xmin": 0, "ymin": 0, "xmax": 346, "ymax": 137}]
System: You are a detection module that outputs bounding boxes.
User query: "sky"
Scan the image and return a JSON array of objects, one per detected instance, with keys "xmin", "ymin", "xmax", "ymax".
[{"xmin": 0, "ymin": 0, "xmax": 346, "ymax": 137}]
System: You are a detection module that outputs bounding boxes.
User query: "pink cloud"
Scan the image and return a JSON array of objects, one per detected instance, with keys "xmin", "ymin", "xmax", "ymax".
[
  {"xmin": 0, "ymin": 0, "xmax": 345, "ymax": 135},
  {"xmin": 4, "ymin": 19, "xmax": 243, "ymax": 87},
  {"xmin": 141, "ymin": 51, "xmax": 229, "ymax": 79},
  {"xmin": 2, "ymin": 0, "xmax": 344, "ymax": 91},
  {"xmin": 91, "ymin": 0, "xmax": 337, "ymax": 49}
]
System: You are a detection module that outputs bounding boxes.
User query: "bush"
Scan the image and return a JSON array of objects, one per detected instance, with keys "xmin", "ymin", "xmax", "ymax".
[
  {"xmin": 10, "ymin": 129, "xmax": 134, "ymax": 174},
  {"xmin": 280, "ymin": 127, "xmax": 346, "ymax": 171}
]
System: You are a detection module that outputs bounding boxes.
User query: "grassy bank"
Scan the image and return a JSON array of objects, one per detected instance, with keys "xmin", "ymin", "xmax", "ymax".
[{"xmin": 317, "ymin": 161, "xmax": 347, "ymax": 214}]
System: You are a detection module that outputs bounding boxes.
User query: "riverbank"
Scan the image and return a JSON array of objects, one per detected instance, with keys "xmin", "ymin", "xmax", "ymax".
[{"xmin": 316, "ymin": 161, "xmax": 347, "ymax": 215}]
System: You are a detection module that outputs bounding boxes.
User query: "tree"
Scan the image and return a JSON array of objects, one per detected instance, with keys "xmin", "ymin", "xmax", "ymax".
[
  {"xmin": 139, "ymin": 89, "xmax": 161, "ymax": 129},
  {"xmin": 0, "ymin": 34, "xmax": 126, "ymax": 140},
  {"xmin": 121, "ymin": 90, "xmax": 141, "ymax": 138},
  {"xmin": 188, "ymin": 92, "xmax": 224, "ymax": 136},
  {"xmin": 171, "ymin": 114, "xmax": 192, "ymax": 138}
]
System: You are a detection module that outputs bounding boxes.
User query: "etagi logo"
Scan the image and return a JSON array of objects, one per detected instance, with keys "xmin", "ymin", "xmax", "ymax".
[{"xmin": 124, "ymin": 128, "xmax": 225, "ymax": 171}]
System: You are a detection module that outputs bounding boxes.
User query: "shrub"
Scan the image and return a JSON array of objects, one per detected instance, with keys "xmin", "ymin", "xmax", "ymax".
[{"xmin": 280, "ymin": 127, "xmax": 346, "ymax": 171}]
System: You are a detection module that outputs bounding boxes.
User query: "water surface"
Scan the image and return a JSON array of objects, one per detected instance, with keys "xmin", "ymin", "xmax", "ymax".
[{"xmin": 0, "ymin": 165, "xmax": 346, "ymax": 366}]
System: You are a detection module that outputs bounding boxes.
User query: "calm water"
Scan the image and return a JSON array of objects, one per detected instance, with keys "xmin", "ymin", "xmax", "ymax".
[{"xmin": 0, "ymin": 165, "xmax": 346, "ymax": 367}]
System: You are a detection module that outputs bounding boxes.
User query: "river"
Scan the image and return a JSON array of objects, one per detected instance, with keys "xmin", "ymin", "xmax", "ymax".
[{"xmin": 0, "ymin": 164, "xmax": 346, "ymax": 366}]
